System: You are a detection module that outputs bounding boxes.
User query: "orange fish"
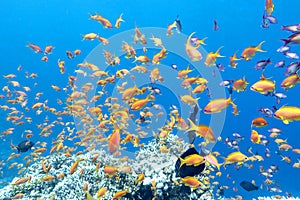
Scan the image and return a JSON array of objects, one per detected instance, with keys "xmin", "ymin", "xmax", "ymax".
[
  {"xmin": 112, "ymin": 190, "xmax": 128, "ymax": 199},
  {"xmin": 186, "ymin": 32, "xmax": 202, "ymax": 61},
  {"xmin": 250, "ymin": 72, "xmax": 275, "ymax": 95},
  {"xmin": 41, "ymin": 56, "xmax": 48, "ymax": 62},
  {"xmin": 205, "ymin": 46, "xmax": 225, "ymax": 66},
  {"xmin": 186, "ymin": 119, "xmax": 216, "ymax": 143},
  {"xmin": 179, "ymin": 154, "xmax": 205, "ymax": 167},
  {"xmin": 180, "ymin": 176, "xmax": 202, "ymax": 190},
  {"xmin": 134, "ymin": 24, "xmax": 147, "ymax": 44},
  {"xmin": 223, "ymin": 151, "xmax": 248, "ymax": 166},
  {"xmin": 130, "ymin": 95, "xmax": 153, "ymax": 111},
  {"xmin": 44, "ymin": 45, "xmax": 53, "ymax": 54},
  {"xmin": 97, "ymin": 187, "xmax": 107, "ymax": 198},
  {"xmin": 70, "ymin": 159, "xmax": 80, "ymax": 175},
  {"xmin": 12, "ymin": 176, "xmax": 31, "ymax": 185},
  {"xmin": 280, "ymin": 74, "xmax": 300, "ymax": 90},
  {"xmin": 115, "ymin": 13, "xmax": 125, "ymax": 28},
  {"xmin": 108, "ymin": 127, "xmax": 121, "ymax": 154},
  {"xmin": 204, "ymin": 96, "xmax": 238, "ymax": 116},
  {"xmin": 152, "ymin": 48, "xmax": 167, "ymax": 64},
  {"xmin": 104, "ymin": 166, "xmax": 118, "ymax": 176},
  {"xmin": 27, "ymin": 43, "xmax": 42, "ymax": 53},
  {"xmin": 82, "ymin": 33, "xmax": 98, "ymax": 40},
  {"xmin": 251, "ymin": 117, "xmax": 268, "ymax": 128},
  {"xmin": 95, "ymin": 14, "xmax": 112, "ymax": 28},
  {"xmin": 74, "ymin": 49, "xmax": 81, "ymax": 56},
  {"xmin": 250, "ymin": 130, "xmax": 261, "ymax": 144},
  {"xmin": 241, "ymin": 41, "xmax": 266, "ymax": 61},
  {"xmin": 233, "ymin": 76, "xmax": 248, "ymax": 92},
  {"xmin": 229, "ymin": 51, "xmax": 241, "ymax": 68},
  {"xmin": 274, "ymin": 105, "xmax": 300, "ymax": 124},
  {"xmin": 265, "ymin": 0, "xmax": 274, "ymax": 16},
  {"xmin": 134, "ymin": 55, "xmax": 150, "ymax": 64}
]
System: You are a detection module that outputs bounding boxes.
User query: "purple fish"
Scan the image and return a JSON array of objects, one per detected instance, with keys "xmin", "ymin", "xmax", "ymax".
[
  {"xmin": 284, "ymin": 52, "xmax": 299, "ymax": 59},
  {"xmin": 219, "ymin": 80, "xmax": 233, "ymax": 87},
  {"xmin": 171, "ymin": 64, "xmax": 178, "ymax": 70},
  {"xmin": 216, "ymin": 63, "xmax": 225, "ymax": 72},
  {"xmin": 274, "ymin": 92, "xmax": 287, "ymax": 104},
  {"xmin": 281, "ymin": 32, "xmax": 300, "ymax": 45},
  {"xmin": 254, "ymin": 58, "xmax": 271, "ymax": 70},
  {"xmin": 266, "ymin": 15, "xmax": 277, "ymax": 24},
  {"xmin": 261, "ymin": 13, "xmax": 269, "ymax": 28},
  {"xmin": 284, "ymin": 62, "xmax": 300, "ymax": 75},
  {"xmin": 274, "ymin": 60, "xmax": 285, "ymax": 68},
  {"xmin": 276, "ymin": 45, "xmax": 290, "ymax": 53},
  {"xmin": 267, "ymin": 127, "xmax": 282, "ymax": 133},
  {"xmin": 213, "ymin": 19, "xmax": 219, "ymax": 31},
  {"xmin": 281, "ymin": 24, "xmax": 300, "ymax": 32},
  {"xmin": 258, "ymin": 107, "xmax": 273, "ymax": 117}
]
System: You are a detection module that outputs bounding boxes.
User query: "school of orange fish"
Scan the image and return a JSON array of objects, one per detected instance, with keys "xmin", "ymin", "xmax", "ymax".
[{"xmin": 1, "ymin": 0, "xmax": 300, "ymax": 199}]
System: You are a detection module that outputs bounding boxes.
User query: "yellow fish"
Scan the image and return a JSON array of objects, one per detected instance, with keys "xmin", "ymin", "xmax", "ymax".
[
  {"xmin": 274, "ymin": 105, "xmax": 300, "ymax": 124},
  {"xmin": 223, "ymin": 151, "xmax": 248, "ymax": 167},
  {"xmin": 185, "ymin": 32, "xmax": 202, "ymax": 61},
  {"xmin": 203, "ymin": 96, "xmax": 238, "ymax": 116},
  {"xmin": 205, "ymin": 46, "xmax": 225, "ymax": 66},
  {"xmin": 179, "ymin": 154, "xmax": 205, "ymax": 168}
]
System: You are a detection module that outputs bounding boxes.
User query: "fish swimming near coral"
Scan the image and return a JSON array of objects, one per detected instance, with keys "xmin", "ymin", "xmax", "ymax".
[{"xmin": 175, "ymin": 147, "xmax": 205, "ymax": 178}]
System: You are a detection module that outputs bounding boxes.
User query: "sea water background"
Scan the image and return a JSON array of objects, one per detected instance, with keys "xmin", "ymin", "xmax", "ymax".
[{"xmin": 0, "ymin": 0, "xmax": 300, "ymax": 198}]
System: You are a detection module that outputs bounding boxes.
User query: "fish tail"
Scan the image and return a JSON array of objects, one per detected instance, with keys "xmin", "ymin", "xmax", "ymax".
[
  {"xmin": 179, "ymin": 157, "xmax": 185, "ymax": 168},
  {"xmin": 187, "ymin": 32, "xmax": 196, "ymax": 45},
  {"xmin": 202, "ymin": 37, "xmax": 208, "ymax": 44},
  {"xmin": 256, "ymin": 41, "xmax": 266, "ymax": 52},
  {"xmin": 133, "ymin": 56, "xmax": 138, "ymax": 63},
  {"xmin": 221, "ymin": 158, "xmax": 227, "ymax": 168},
  {"xmin": 196, "ymin": 37, "xmax": 208, "ymax": 47},
  {"xmin": 217, "ymin": 163, "xmax": 222, "ymax": 171},
  {"xmin": 216, "ymin": 46, "xmax": 225, "ymax": 57},
  {"xmin": 229, "ymin": 97, "xmax": 239, "ymax": 116},
  {"xmin": 185, "ymin": 118, "xmax": 198, "ymax": 133},
  {"xmin": 280, "ymin": 39, "xmax": 290, "ymax": 46}
]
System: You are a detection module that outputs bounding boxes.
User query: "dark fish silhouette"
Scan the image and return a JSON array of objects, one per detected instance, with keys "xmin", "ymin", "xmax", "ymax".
[
  {"xmin": 16, "ymin": 140, "xmax": 34, "ymax": 152},
  {"xmin": 175, "ymin": 16, "xmax": 182, "ymax": 33},
  {"xmin": 240, "ymin": 181, "xmax": 259, "ymax": 192}
]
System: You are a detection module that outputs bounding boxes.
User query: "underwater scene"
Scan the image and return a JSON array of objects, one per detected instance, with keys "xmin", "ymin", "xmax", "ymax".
[{"xmin": 1, "ymin": 0, "xmax": 300, "ymax": 199}]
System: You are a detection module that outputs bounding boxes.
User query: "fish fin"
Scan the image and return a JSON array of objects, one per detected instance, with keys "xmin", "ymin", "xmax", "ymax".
[
  {"xmin": 215, "ymin": 46, "xmax": 225, "ymax": 57},
  {"xmin": 187, "ymin": 32, "xmax": 196, "ymax": 45},
  {"xmin": 179, "ymin": 157, "xmax": 185, "ymax": 168},
  {"xmin": 185, "ymin": 118, "xmax": 198, "ymax": 133},
  {"xmin": 283, "ymin": 119, "xmax": 289, "ymax": 124},
  {"xmin": 216, "ymin": 163, "xmax": 222, "ymax": 171},
  {"xmin": 280, "ymin": 39, "xmax": 290, "ymax": 46},
  {"xmin": 221, "ymin": 158, "xmax": 227, "ymax": 169},
  {"xmin": 256, "ymin": 41, "xmax": 266, "ymax": 52}
]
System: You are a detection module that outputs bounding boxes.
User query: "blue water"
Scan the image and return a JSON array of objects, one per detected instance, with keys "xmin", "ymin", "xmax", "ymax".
[{"xmin": 1, "ymin": 0, "xmax": 300, "ymax": 198}]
